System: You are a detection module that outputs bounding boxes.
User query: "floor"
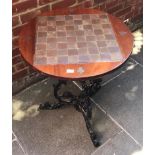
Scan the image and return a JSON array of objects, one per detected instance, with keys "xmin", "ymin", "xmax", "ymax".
[{"xmin": 12, "ymin": 29, "xmax": 143, "ymax": 155}]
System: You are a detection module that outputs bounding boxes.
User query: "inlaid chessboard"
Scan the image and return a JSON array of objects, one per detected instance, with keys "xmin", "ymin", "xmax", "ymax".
[{"xmin": 34, "ymin": 13, "xmax": 123, "ymax": 65}]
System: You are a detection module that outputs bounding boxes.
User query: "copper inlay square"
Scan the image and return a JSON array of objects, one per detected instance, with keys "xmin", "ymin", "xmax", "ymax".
[
  {"xmin": 68, "ymin": 49, "xmax": 78, "ymax": 56},
  {"xmin": 57, "ymin": 56, "xmax": 68, "ymax": 64},
  {"xmin": 58, "ymin": 50, "xmax": 68, "ymax": 56},
  {"xmin": 34, "ymin": 13, "xmax": 123, "ymax": 65},
  {"xmin": 86, "ymin": 36, "xmax": 96, "ymax": 41},
  {"xmin": 67, "ymin": 37, "xmax": 76, "ymax": 43},
  {"xmin": 79, "ymin": 55, "xmax": 90, "ymax": 63}
]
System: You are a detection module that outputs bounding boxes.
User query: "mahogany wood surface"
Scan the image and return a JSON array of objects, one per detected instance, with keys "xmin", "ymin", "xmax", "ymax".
[{"xmin": 19, "ymin": 8, "xmax": 133, "ymax": 80}]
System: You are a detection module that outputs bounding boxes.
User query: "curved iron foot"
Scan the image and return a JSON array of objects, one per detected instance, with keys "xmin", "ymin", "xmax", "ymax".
[
  {"xmin": 83, "ymin": 113, "xmax": 101, "ymax": 147},
  {"xmin": 76, "ymin": 96, "xmax": 101, "ymax": 147},
  {"xmin": 38, "ymin": 102, "xmax": 65, "ymax": 110}
]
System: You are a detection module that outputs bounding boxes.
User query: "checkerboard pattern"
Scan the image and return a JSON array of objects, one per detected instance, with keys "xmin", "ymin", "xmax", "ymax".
[{"xmin": 34, "ymin": 14, "xmax": 123, "ymax": 65}]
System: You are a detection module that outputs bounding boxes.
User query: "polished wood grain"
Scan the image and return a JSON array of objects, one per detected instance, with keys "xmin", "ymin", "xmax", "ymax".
[{"xmin": 19, "ymin": 8, "xmax": 133, "ymax": 80}]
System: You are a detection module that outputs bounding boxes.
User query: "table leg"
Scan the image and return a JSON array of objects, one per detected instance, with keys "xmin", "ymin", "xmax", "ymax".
[
  {"xmin": 76, "ymin": 95, "xmax": 101, "ymax": 147},
  {"xmin": 38, "ymin": 78, "xmax": 102, "ymax": 147}
]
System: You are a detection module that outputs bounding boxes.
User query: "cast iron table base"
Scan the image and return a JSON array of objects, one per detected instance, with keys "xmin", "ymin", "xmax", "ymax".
[{"xmin": 38, "ymin": 79, "xmax": 102, "ymax": 147}]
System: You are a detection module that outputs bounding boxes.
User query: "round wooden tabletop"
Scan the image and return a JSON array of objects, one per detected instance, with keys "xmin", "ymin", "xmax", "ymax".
[{"xmin": 19, "ymin": 8, "xmax": 133, "ymax": 80}]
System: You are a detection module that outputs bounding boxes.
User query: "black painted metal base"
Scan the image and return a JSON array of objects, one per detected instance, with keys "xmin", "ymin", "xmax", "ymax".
[{"xmin": 38, "ymin": 79, "xmax": 102, "ymax": 147}]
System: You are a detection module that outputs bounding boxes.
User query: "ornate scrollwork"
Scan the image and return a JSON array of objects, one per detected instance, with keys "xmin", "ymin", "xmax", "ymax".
[{"xmin": 38, "ymin": 79, "xmax": 102, "ymax": 147}]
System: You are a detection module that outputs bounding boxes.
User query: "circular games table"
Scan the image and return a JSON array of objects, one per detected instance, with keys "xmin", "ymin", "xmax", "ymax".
[{"xmin": 19, "ymin": 8, "xmax": 133, "ymax": 147}]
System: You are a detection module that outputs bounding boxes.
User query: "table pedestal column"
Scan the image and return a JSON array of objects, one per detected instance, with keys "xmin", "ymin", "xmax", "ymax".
[{"xmin": 38, "ymin": 79, "xmax": 102, "ymax": 147}]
